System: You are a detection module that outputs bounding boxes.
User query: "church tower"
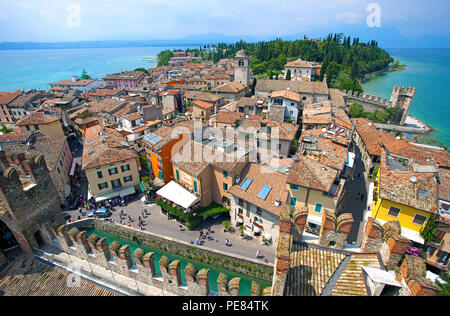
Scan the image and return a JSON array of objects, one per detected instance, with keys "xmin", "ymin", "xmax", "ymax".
[{"xmin": 235, "ymin": 50, "xmax": 250, "ymax": 88}]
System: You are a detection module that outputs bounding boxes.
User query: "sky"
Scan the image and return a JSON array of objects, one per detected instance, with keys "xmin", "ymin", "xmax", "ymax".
[{"xmin": 0, "ymin": 0, "xmax": 450, "ymax": 47}]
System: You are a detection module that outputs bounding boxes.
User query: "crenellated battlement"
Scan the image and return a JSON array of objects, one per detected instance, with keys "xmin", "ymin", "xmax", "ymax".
[
  {"xmin": 345, "ymin": 89, "xmax": 392, "ymax": 107},
  {"xmin": 344, "ymin": 86, "xmax": 417, "ymax": 125},
  {"xmin": 55, "ymin": 223, "xmax": 270, "ymax": 297}
]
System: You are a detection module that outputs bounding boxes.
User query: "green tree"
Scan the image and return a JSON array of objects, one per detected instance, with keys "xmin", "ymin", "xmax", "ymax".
[
  {"xmin": 0, "ymin": 125, "xmax": 13, "ymax": 134},
  {"xmin": 349, "ymin": 103, "xmax": 365, "ymax": 118},
  {"xmin": 286, "ymin": 69, "xmax": 291, "ymax": 81},
  {"xmin": 436, "ymin": 277, "xmax": 450, "ymax": 296},
  {"xmin": 80, "ymin": 68, "xmax": 91, "ymax": 80},
  {"xmin": 325, "ymin": 61, "xmax": 341, "ymax": 85},
  {"xmin": 421, "ymin": 217, "xmax": 438, "ymax": 243}
]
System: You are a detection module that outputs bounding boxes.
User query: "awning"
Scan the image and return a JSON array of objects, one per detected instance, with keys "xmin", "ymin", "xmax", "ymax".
[
  {"xmin": 253, "ymin": 226, "xmax": 262, "ymax": 234},
  {"xmin": 94, "ymin": 186, "xmax": 136, "ymax": 203},
  {"xmin": 237, "ymin": 217, "xmax": 244, "ymax": 224},
  {"xmin": 264, "ymin": 233, "xmax": 272, "ymax": 241},
  {"xmin": 307, "ymin": 214, "xmax": 323, "ymax": 226},
  {"xmin": 69, "ymin": 158, "xmax": 80, "ymax": 176},
  {"xmin": 346, "ymin": 152, "xmax": 356, "ymax": 168},
  {"xmin": 156, "ymin": 181, "xmax": 200, "ymax": 209}
]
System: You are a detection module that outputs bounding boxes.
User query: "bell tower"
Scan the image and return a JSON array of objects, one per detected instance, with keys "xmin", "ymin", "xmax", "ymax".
[{"xmin": 235, "ymin": 50, "xmax": 250, "ymax": 88}]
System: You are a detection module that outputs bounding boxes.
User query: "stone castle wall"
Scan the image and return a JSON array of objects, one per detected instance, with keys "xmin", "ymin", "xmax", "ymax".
[{"xmin": 55, "ymin": 219, "xmax": 273, "ymax": 296}]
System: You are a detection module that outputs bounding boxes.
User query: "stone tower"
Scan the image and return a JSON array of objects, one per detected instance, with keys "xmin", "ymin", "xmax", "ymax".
[
  {"xmin": 389, "ymin": 86, "xmax": 416, "ymax": 125},
  {"xmin": 235, "ymin": 50, "xmax": 250, "ymax": 88},
  {"xmin": 0, "ymin": 151, "xmax": 64, "ymax": 257}
]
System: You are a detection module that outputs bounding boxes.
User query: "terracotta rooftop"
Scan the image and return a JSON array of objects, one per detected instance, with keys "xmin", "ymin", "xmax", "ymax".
[
  {"xmin": 228, "ymin": 163, "xmax": 288, "ymax": 217},
  {"xmin": 103, "ymin": 70, "xmax": 146, "ymax": 81},
  {"xmin": 287, "ymin": 155, "xmax": 339, "ymax": 192},
  {"xmin": 172, "ymin": 140, "xmax": 244, "ymax": 176},
  {"xmin": 379, "ymin": 148, "xmax": 439, "ymax": 214},
  {"xmin": 0, "ymin": 254, "xmax": 118, "ymax": 296},
  {"xmin": 184, "ymin": 91, "xmax": 221, "ymax": 103},
  {"xmin": 256, "ymin": 79, "xmax": 329, "ymax": 96},
  {"xmin": 438, "ymin": 169, "xmax": 450, "ymax": 202},
  {"xmin": 239, "ymin": 118, "xmax": 299, "ymax": 141},
  {"xmin": 211, "ymin": 81, "xmax": 246, "ymax": 93},
  {"xmin": 285, "ymin": 58, "xmax": 321, "ymax": 69},
  {"xmin": 50, "ymin": 78, "xmax": 95, "ymax": 87},
  {"xmin": 284, "ymin": 243, "xmax": 347, "ymax": 296},
  {"xmin": 352, "ymin": 118, "xmax": 398, "ymax": 157},
  {"xmin": 270, "ymin": 90, "xmax": 301, "ymax": 103},
  {"xmin": 193, "ymin": 100, "xmax": 215, "ymax": 109},
  {"xmin": 0, "ymin": 131, "xmax": 30, "ymax": 143},
  {"xmin": 16, "ymin": 111, "xmax": 61, "ymax": 126},
  {"xmin": 82, "ymin": 125, "xmax": 137, "ymax": 170},
  {"xmin": 216, "ymin": 111, "xmax": 245, "ymax": 125},
  {"xmin": 0, "ymin": 91, "xmax": 21, "ymax": 105},
  {"xmin": 283, "ymin": 242, "xmax": 384, "ymax": 296},
  {"xmin": 87, "ymin": 99, "xmax": 127, "ymax": 114}
]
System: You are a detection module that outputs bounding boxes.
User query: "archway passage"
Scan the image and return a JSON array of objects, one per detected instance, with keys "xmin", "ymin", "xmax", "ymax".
[{"xmin": 0, "ymin": 221, "xmax": 19, "ymax": 252}]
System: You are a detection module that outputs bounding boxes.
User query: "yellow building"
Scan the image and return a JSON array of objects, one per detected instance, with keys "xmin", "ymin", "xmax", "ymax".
[
  {"xmin": 82, "ymin": 125, "xmax": 140, "ymax": 202},
  {"xmin": 371, "ymin": 149, "xmax": 439, "ymax": 245},
  {"xmin": 286, "ymin": 155, "xmax": 345, "ymax": 234},
  {"xmin": 16, "ymin": 111, "xmax": 65, "ymax": 137}
]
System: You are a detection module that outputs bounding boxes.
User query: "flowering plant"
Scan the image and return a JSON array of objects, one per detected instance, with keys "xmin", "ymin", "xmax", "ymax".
[{"xmin": 406, "ymin": 246, "xmax": 421, "ymax": 257}]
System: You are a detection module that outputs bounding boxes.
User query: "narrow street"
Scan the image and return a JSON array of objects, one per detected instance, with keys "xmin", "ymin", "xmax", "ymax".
[{"xmin": 339, "ymin": 144, "xmax": 370, "ymax": 246}]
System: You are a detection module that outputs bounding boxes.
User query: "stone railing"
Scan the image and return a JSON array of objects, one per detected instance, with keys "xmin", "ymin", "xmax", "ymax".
[{"xmin": 55, "ymin": 220, "xmax": 272, "ymax": 297}]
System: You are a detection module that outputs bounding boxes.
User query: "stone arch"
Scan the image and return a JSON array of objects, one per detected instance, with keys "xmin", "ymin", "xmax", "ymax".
[{"xmin": 0, "ymin": 219, "xmax": 18, "ymax": 252}]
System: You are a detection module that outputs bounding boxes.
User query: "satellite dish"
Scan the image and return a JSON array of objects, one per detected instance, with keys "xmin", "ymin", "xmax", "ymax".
[
  {"xmin": 322, "ymin": 128, "xmax": 327, "ymax": 133},
  {"xmin": 410, "ymin": 176, "xmax": 417, "ymax": 183}
]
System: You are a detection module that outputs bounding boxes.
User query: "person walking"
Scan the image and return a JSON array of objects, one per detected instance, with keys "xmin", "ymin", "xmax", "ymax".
[{"xmin": 256, "ymin": 250, "xmax": 261, "ymax": 258}]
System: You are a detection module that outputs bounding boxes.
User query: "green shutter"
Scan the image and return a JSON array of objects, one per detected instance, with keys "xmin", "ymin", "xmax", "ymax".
[
  {"xmin": 176, "ymin": 170, "xmax": 180, "ymax": 181},
  {"xmin": 193, "ymin": 181, "xmax": 198, "ymax": 193}
]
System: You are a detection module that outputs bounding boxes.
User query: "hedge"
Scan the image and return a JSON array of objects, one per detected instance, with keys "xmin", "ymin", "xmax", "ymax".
[{"xmin": 155, "ymin": 199, "xmax": 229, "ymax": 230}]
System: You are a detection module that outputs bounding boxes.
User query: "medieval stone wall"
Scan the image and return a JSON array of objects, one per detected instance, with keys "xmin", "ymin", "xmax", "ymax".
[{"xmin": 55, "ymin": 221, "xmax": 271, "ymax": 296}]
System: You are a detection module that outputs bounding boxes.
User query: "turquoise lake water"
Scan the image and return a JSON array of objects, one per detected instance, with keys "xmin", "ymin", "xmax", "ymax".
[
  {"xmin": 0, "ymin": 46, "xmax": 448, "ymax": 145},
  {"xmin": 0, "ymin": 46, "xmax": 193, "ymax": 92},
  {"xmin": 83, "ymin": 228, "xmax": 272, "ymax": 296},
  {"xmin": 363, "ymin": 48, "xmax": 450, "ymax": 147}
]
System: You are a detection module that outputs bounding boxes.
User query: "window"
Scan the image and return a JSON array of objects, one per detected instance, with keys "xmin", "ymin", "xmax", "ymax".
[
  {"xmin": 258, "ymin": 185, "xmax": 272, "ymax": 200},
  {"xmin": 111, "ymin": 179, "xmax": 122, "ymax": 189},
  {"xmin": 290, "ymin": 197, "xmax": 297, "ymax": 207},
  {"xmin": 256, "ymin": 208, "xmax": 263, "ymax": 216},
  {"xmin": 223, "ymin": 183, "xmax": 228, "ymax": 191},
  {"xmin": 176, "ymin": 170, "xmax": 180, "ymax": 181},
  {"xmin": 412, "ymin": 214, "xmax": 427, "ymax": 226},
  {"xmin": 34, "ymin": 125, "xmax": 40, "ymax": 130},
  {"xmin": 98, "ymin": 182, "xmax": 108, "ymax": 190},
  {"xmin": 97, "ymin": 171, "xmax": 103, "ymax": 179},
  {"xmin": 124, "ymin": 175, "xmax": 133, "ymax": 183},
  {"xmin": 426, "ymin": 246, "xmax": 436, "ymax": 256},
  {"xmin": 121, "ymin": 164, "xmax": 130, "ymax": 172},
  {"xmin": 193, "ymin": 181, "xmax": 198, "ymax": 193},
  {"xmin": 223, "ymin": 171, "xmax": 228, "ymax": 178},
  {"xmin": 26, "ymin": 125, "xmax": 30, "ymax": 131},
  {"xmin": 314, "ymin": 203, "xmax": 323, "ymax": 213},
  {"xmin": 57, "ymin": 167, "xmax": 60, "ymax": 174},
  {"xmin": 291, "ymin": 184, "xmax": 299, "ymax": 191},
  {"xmin": 109, "ymin": 167, "xmax": 118, "ymax": 175},
  {"xmin": 388, "ymin": 207, "xmax": 401, "ymax": 218},
  {"xmin": 238, "ymin": 208, "xmax": 243, "ymax": 215},
  {"xmin": 439, "ymin": 252, "xmax": 449, "ymax": 265},
  {"xmin": 240, "ymin": 178, "xmax": 253, "ymax": 191},
  {"xmin": 238, "ymin": 199, "xmax": 244, "ymax": 207},
  {"xmin": 246, "ymin": 209, "xmax": 250, "ymax": 217}
]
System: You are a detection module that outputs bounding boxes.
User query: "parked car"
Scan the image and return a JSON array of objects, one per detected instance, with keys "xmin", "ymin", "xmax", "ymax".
[{"xmin": 88, "ymin": 208, "xmax": 112, "ymax": 218}]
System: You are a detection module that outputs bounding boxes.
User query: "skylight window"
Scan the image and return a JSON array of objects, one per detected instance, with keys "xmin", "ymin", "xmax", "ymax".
[
  {"xmin": 258, "ymin": 185, "xmax": 272, "ymax": 200},
  {"xmin": 240, "ymin": 178, "xmax": 253, "ymax": 191},
  {"xmin": 418, "ymin": 189, "xmax": 428, "ymax": 197}
]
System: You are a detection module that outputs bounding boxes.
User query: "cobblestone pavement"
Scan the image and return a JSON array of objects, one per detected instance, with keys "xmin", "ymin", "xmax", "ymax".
[{"xmin": 64, "ymin": 198, "xmax": 276, "ymax": 265}]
